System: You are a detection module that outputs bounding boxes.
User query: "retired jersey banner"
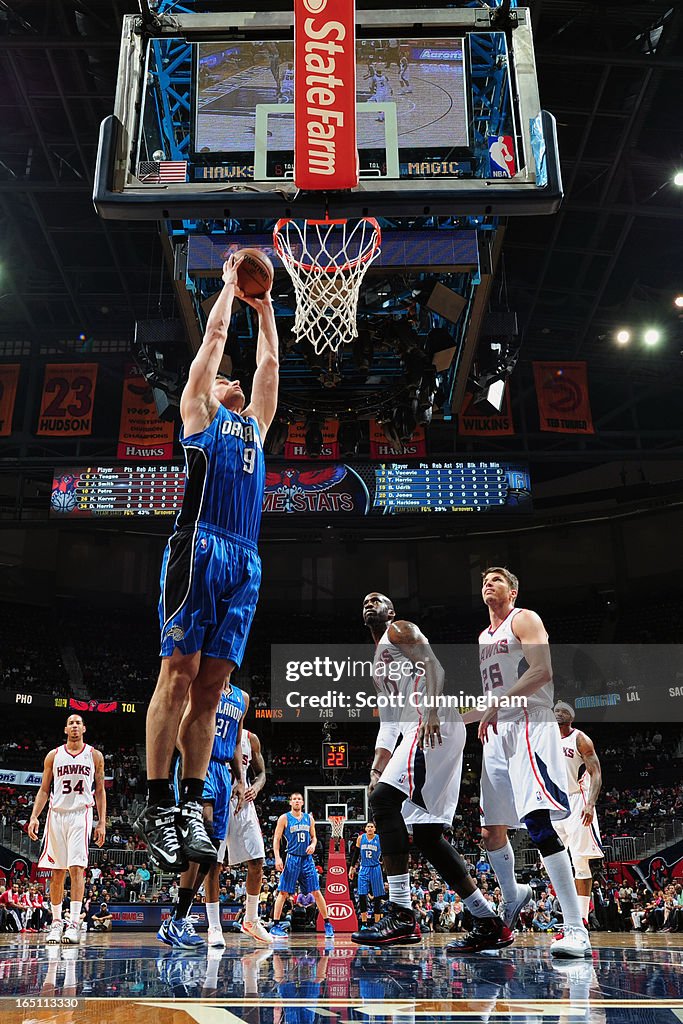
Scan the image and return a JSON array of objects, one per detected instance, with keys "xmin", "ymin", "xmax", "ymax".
[
  {"xmin": 118, "ymin": 362, "xmax": 175, "ymax": 460},
  {"xmin": 369, "ymin": 421, "xmax": 427, "ymax": 459},
  {"xmin": 0, "ymin": 364, "xmax": 20, "ymax": 437},
  {"xmin": 294, "ymin": 0, "xmax": 358, "ymax": 189},
  {"xmin": 36, "ymin": 363, "xmax": 98, "ymax": 436},
  {"xmin": 285, "ymin": 420, "xmax": 340, "ymax": 459},
  {"xmin": 458, "ymin": 387, "xmax": 515, "ymax": 436},
  {"xmin": 533, "ymin": 361, "xmax": 594, "ymax": 434}
]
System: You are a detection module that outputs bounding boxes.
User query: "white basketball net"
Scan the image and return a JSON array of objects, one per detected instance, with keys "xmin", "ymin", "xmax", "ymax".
[
  {"xmin": 273, "ymin": 218, "xmax": 381, "ymax": 355},
  {"xmin": 329, "ymin": 815, "xmax": 346, "ymax": 840}
]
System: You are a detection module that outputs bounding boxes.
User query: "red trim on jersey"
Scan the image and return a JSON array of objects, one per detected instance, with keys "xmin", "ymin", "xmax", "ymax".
[
  {"xmin": 62, "ymin": 743, "xmax": 87, "ymax": 759},
  {"xmin": 523, "ymin": 709, "xmax": 565, "ymax": 812},
  {"xmin": 37, "ymin": 808, "xmax": 52, "ymax": 868},
  {"xmin": 406, "ymin": 728, "xmax": 420, "ymax": 798},
  {"xmin": 83, "ymin": 806, "xmax": 91, "ymax": 864},
  {"xmin": 485, "ymin": 606, "xmax": 519, "ymax": 637}
]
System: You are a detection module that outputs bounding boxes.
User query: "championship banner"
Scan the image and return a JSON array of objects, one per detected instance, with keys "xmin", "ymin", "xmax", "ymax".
[
  {"xmin": 117, "ymin": 362, "xmax": 175, "ymax": 460},
  {"xmin": 458, "ymin": 387, "xmax": 515, "ymax": 436},
  {"xmin": 533, "ymin": 361, "xmax": 594, "ymax": 434},
  {"xmin": 369, "ymin": 421, "xmax": 427, "ymax": 458},
  {"xmin": 284, "ymin": 419, "xmax": 340, "ymax": 459},
  {"xmin": 36, "ymin": 363, "xmax": 98, "ymax": 436},
  {"xmin": 294, "ymin": 0, "xmax": 358, "ymax": 189},
  {"xmin": 0, "ymin": 364, "xmax": 20, "ymax": 437}
]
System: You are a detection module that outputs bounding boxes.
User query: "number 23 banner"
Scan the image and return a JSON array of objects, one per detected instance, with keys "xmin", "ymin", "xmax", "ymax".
[{"xmin": 36, "ymin": 363, "xmax": 98, "ymax": 436}]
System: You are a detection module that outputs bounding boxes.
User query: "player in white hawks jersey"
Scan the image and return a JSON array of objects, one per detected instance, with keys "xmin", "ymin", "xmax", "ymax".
[
  {"xmin": 553, "ymin": 701, "xmax": 603, "ymax": 925},
  {"xmin": 28, "ymin": 715, "xmax": 106, "ymax": 946},
  {"xmin": 475, "ymin": 568, "xmax": 590, "ymax": 958},
  {"xmin": 352, "ymin": 591, "xmax": 512, "ymax": 952},
  {"xmin": 222, "ymin": 729, "xmax": 271, "ymax": 944}
]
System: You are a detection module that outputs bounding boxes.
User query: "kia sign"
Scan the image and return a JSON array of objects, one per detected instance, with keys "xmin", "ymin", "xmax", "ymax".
[
  {"xmin": 327, "ymin": 903, "xmax": 353, "ymax": 920},
  {"xmin": 328, "ymin": 865, "xmax": 345, "ymax": 875},
  {"xmin": 328, "ymin": 883, "xmax": 348, "ymax": 895},
  {"xmin": 294, "ymin": 0, "xmax": 358, "ymax": 189}
]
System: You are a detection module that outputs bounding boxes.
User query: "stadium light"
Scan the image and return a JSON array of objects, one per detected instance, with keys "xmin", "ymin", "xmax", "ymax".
[
  {"xmin": 615, "ymin": 329, "xmax": 631, "ymax": 345},
  {"xmin": 643, "ymin": 328, "xmax": 661, "ymax": 346},
  {"xmin": 674, "ymin": 296, "xmax": 683, "ymax": 309},
  {"xmin": 674, "ymin": 171, "xmax": 683, "ymax": 188}
]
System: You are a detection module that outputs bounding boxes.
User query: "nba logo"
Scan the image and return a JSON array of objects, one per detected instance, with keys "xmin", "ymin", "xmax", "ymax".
[{"xmin": 488, "ymin": 136, "xmax": 516, "ymax": 178}]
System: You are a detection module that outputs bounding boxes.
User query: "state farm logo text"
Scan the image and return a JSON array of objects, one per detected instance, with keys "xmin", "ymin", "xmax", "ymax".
[{"xmin": 300, "ymin": 13, "xmax": 348, "ymax": 176}]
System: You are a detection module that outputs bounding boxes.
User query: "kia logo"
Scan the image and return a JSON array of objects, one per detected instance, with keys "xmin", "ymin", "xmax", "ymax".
[
  {"xmin": 303, "ymin": 0, "xmax": 327, "ymax": 12},
  {"xmin": 328, "ymin": 883, "xmax": 347, "ymax": 895},
  {"xmin": 328, "ymin": 866, "xmax": 344, "ymax": 875},
  {"xmin": 327, "ymin": 903, "xmax": 353, "ymax": 920}
]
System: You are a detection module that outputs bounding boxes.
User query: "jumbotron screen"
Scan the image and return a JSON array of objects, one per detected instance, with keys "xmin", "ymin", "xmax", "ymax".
[{"xmin": 50, "ymin": 462, "xmax": 531, "ymax": 518}]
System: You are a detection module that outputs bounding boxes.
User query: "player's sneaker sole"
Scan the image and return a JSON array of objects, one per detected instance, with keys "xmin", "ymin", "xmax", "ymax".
[{"xmin": 242, "ymin": 920, "xmax": 273, "ymax": 944}]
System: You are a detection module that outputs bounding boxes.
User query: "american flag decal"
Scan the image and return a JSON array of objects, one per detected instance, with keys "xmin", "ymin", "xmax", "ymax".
[{"xmin": 137, "ymin": 160, "xmax": 188, "ymax": 183}]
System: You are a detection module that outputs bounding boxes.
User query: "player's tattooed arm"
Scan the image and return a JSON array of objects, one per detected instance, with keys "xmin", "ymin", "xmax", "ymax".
[
  {"xmin": 244, "ymin": 733, "xmax": 266, "ymax": 804},
  {"xmin": 231, "ymin": 701, "xmax": 248, "ymax": 813},
  {"xmin": 28, "ymin": 749, "xmax": 56, "ymax": 840},
  {"xmin": 576, "ymin": 731, "xmax": 603, "ymax": 824},
  {"xmin": 388, "ymin": 620, "xmax": 445, "ymax": 749},
  {"xmin": 93, "ymin": 750, "xmax": 107, "ymax": 847}
]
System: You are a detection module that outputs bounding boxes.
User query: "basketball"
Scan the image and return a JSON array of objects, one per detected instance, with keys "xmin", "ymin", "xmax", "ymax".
[{"xmin": 234, "ymin": 248, "xmax": 274, "ymax": 298}]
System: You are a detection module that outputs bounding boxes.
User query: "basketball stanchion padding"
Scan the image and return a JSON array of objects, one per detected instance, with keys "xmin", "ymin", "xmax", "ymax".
[
  {"xmin": 273, "ymin": 217, "xmax": 381, "ymax": 354},
  {"xmin": 317, "ymin": 812, "xmax": 358, "ymax": 933}
]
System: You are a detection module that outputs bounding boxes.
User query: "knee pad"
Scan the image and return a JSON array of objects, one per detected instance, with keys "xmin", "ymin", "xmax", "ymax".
[
  {"xmin": 522, "ymin": 811, "xmax": 565, "ymax": 857},
  {"xmin": 368, "ymin": 783, "xmax": 409, "ymax": 856},
  {"xmin": 358, "ymin": 894, "xmax": 368, "ymax": 913},
  {"xmin": 572, "ymin": 855, "xmax": 592, "ymax": 880},
  {"xmin": 412, "ymin": 824, "xmax": 472, "ymax": 892}
]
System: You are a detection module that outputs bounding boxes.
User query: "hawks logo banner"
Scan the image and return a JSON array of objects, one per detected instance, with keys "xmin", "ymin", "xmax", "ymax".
[
  {"xmin": 533, "ymin": 361, "xmax": 594, "ymax": 434},
  {"xmin": 285, "ymin": 420, "xmax": 339, "ymax": 459},
  {"xmin": 118, "ymin": 362, "xmax": 175, "ymax": 460},
  {"xmin": 0, "ymin": 364, "xmax": 20, "ymax": 437},
  {"xmin": 369, "ymin": 421, "xmax": 427, "ymax": 458},
  {"xmin": 69, "ymin": 698, "xmax": 118, "ymax": 714},
  {"xmin": 36, "ymin": 363, "xmax": 98, "ymax": 436},
  {"xmin": 294, "ymin": 0, "xmax": 358, "ymax": 189},
  {"xmin": 458, "ymin": 387, "xmax": 515, "ymax": 436}
]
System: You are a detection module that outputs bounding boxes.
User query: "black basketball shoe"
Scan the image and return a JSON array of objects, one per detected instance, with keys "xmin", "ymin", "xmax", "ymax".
[
  {"xmin": 352, "ymin": 902, "xmax": 422, "ymax": 946},
  {"xmin": 446, "ymin": 915, "xmax": 514, "ymax": 954},
  {"xmin": 177, "ymin": 800, "xmax": 218, "ymax": 865},
  {"xmin": 134, "ymin": 804, "xmax": 188, "ymax": 872}
]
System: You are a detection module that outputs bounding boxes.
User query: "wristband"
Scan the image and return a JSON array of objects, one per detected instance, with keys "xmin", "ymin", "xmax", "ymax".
[{"xmin": 370, "ymin": 767, "xmax": 381, "ymax": 777}]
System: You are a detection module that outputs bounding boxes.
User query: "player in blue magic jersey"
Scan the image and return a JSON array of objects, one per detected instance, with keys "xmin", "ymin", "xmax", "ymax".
[
  {"xmin": 160, "ymin": 682, "xmax": 251, "ymax": 949},
  {"xmin": 270, "ymin": 793, "xmax": 334, "ymax": 938},
  {"xmin": 349, "ymin": 822, "xmax": 385, "ymax": 928},
  {"xmin": 136, "ymin": 254, "xmax": 279, "ymax": 872}
]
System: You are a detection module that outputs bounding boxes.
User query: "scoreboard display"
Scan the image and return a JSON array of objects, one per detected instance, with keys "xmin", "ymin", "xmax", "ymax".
[
  {"xmin": 50, "ymin": 461, "xmax": 531, "ymax": 518},
  {"xmin": 322, "ymin": 742, "xmax": 349, "ymax": 770}
]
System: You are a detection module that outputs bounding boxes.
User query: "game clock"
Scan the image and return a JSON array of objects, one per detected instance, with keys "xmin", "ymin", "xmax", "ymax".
[{"xmin": 322, "ymin": 741, "xmax": 349, "ymax": 769}]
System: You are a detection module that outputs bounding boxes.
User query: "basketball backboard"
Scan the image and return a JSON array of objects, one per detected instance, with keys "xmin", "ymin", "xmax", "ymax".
[{"xmin": 94, "ymin": 8, "xmax": 561, "ymax": 220}]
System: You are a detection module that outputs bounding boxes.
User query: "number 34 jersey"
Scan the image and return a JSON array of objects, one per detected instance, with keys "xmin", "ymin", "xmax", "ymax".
[
  {"xmin": 50, "ymin": 744, "xmax": 95, "ymax": 812},
  {"xmin": 478, "ymin": 607, "xmax": 554, "ymax": 722}
]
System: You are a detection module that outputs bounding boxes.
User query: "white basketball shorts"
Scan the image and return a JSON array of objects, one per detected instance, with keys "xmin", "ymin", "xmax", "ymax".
[
  {"xmin": 381, "ymin": 718, "xmax": 466, "ymax": 827},
  {"xmin": 480, "ymin": 708, "xmax": 571, "ymax": 827},
  {"xmin": 222, "ymin": 799, "xmax": 266, "ymax": 865},
  {"xmin": 554, "ymin": 789, "xmax": 604, "ymax": 860},
  {"xmin": 37, "ymin": 807, "xmax": 92, "ymax": 870}
]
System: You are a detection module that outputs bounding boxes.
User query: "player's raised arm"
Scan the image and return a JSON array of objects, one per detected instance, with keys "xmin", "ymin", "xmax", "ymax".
[
  {"xmin": 180, "ymin": 256, "xmax": 242, "ymax": 426},
  {"xmin": 241, "ymin": 291, "xmax": 279, "ymax": 438},
  {"xmin": 93, "ymin": 749, "xmax": 107, "ymax": 848},
  {"xmin": 576, "ymin": 731, "xmax": 603, "ymax": 824},
  {"xmin": 388, "ymin": 619, "xmax": 445, "ymax": 750},
  {"xmin": 28, "ymin": 749, "xmax": 56, "ymax": 840}
]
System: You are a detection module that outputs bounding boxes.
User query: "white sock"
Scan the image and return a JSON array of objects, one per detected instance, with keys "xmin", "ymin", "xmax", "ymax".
[
  {"xmin": 206, "ymin": 902, "xmax": 221, "ymax": 931},
  {"xmin": 388, "ymin": 873, "xmax": 412, "ymax": 909},
  {"xmin": 578, "ymin": 894, "xmax": 591, "ymax": 922},
  {"xmin": 487, "ymin": 842, "xmax": 521, "ymax": 902},
  {"xmin": 245, "ymin": 893, "xmax": 259, "ymax": 924},
  {"xmin": 69, "ymin": 901, "xmax": 82, "ymax": 925},
  {"xmin": 543, "ymin": 850, "xmax": 583, "ymax": 928},
  {"xmin": 464, "ymin": 889, "xmax": 497, "ymax": 919},
  {"xmin": 51, "ymin": 904, "xmax": 62, "ymax": 922}
]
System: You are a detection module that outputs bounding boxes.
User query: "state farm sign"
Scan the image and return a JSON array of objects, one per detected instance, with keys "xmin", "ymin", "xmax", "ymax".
[{"xmin": 294, "ymin": 0, "xmax": 358, "ymax": 189}]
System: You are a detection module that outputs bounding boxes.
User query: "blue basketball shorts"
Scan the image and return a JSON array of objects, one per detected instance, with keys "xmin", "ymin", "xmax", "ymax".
[
  {"xmin": 278, "ymin": 854, "xmax": 320, "ymax": 895},
  {"xmin": 172, "ymin": 756, "xmax": 232, "ymax": 842},
  {"xmin": 159, "ymin": 525, "xmax": 261, "ymax": 666},
  {"xmin": 357, "ymin": 864, "xmax": 384, "ymax": 897}
]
